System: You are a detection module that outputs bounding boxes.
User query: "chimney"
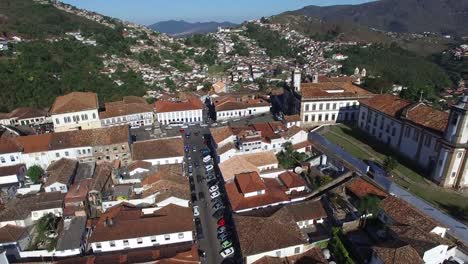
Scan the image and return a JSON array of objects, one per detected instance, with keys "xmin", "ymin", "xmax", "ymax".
[
  {"xmin": 105, "ymin": 217, "xmax": 114, "ymax": 227},
  {"xmin": 312, "ymin": 73, "xmax": 318, "ymax": 84}
]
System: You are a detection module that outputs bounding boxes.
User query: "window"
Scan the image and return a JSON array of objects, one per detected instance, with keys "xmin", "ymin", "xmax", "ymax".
[
  {"xmin": 78, "ymin": 150, "xmax": 81, "ymax": 155},
  {"xmin": 311, "ymin": 115, "xmax": 316, "ymax": 122},
  {"xmin": 96, "ymin": 243, "xmax": 102, "ymax": 249},
  {"xmin": 0, "ymin": 157, "xmax": 4, "ymax": 163},
  {"xmin": 55, "ymin": 153, "xmax": 60, "ymax": 158},
  {"xmin": 294, "ymin": 247, "xmax": 300, "ymax": 254},
  {"xmin": 164, "ymin": 234, "xmax": 170, "ymax": 241},
  {"xmin": 123, "ymin": 240, "xmax": 129, "ymax": 246},
  {"xmin": 178, "ymin": 233, "xmax": 184, "ymax": 239},
  {"xmin": 151, "ymin": 236, "xmax": 157, "ymax": 243},
  {"xmin": 55, "ymin": 118, "xmax": 60, "ymax": 125},
  {"xmin": 413, "ymin": 129, "xmax": 419, "ymax": 141},
  {"xmin": 276, "ymin": 251, "xmax": 281, "ymax": 257},
  {"xmin": 333, "ymin": 103, "xmax": 337, "ymax": 110},
  {"xmin": 457, "ymin": 152, "xmax": 462, "ymax": 158},
  {"xmin": 92, "ymin": 113, "xmax": 96, "ymax": 119},
  {"xmin": 312, "ymin": 104, "xmax": 316, "ymax": 111},
  {"xmin": 424, "ymin": 135, "xmax": 431, "ymax": 147},
  {"xmin": 110, "ymin": 241, "xmax": 116, "ymax": 247},
  {"xmin": 332, "ymin": 114, "xmax": 336, "ymax": 120},
  {"xmin": 405, "ymin": 127, "xmax": 411, "ymax": 137},
  {"xmin": 451, "ymin": 113, "xmax": 459, "ymax": 125},
  {"xmin": 319, "ymin": 104, "xmax": 323, "ymax": 110},
  {"xmin": 10, "ymin": 156, "xmax": 15, "ymax": 162},
  {"xmin": 304, "ymin": 115, "xmax": 309, "ymax": 122},
  {"xmin": 65, "ymin": 151, "xmax": 69, "ymax": 157},
  {"xmin": 50, "ymin": 187, "xmax": 56, "ymax": 192},
  {"xmin": 305, "ymin": 104, "xmax": 309, "ymax": 111},
  {"xmin": 326, "ymin": 103, "xmax": 330, "ymax": 110},
  {"xmin": 137, "ymin": 238, "xmax": 143, "ymax": 244}
]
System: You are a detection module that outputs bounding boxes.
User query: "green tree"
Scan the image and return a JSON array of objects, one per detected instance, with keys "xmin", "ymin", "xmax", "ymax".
[
  {"xmin": 277, "ymin": 142, "xmax": 307, "ymax": 169},
  {"xmin": 27, "ymin": 165, "xmax": 44, "ymax": 184},
  {"xmin": 165, "ymin": 77, "xmax": 176, "ymax": 92},
  {"xmin": 357, "ymin": 195, "xmax": 381, "ymax": 216},
  {"xmin": 255, "ymin": 78, "xmax": 268, "ymax": 91},
  {"xmin": 383, "ymin": 156, "xmax": 398, "ymax": 173}
]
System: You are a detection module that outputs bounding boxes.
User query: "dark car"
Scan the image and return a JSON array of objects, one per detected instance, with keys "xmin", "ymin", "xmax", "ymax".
[
  {"xmin": 194, "ymin": 131, "xmax": 200, "ymax": 136},
  {"xmin": 196, "ymin": 174, "xmax": 203, "ymax": 183},
  {"xmin": 195, "ymin": 218, "xmax": 204, "ymax": 240},
  {"xmin": 191, "ymin": 193, "xmax": 197, "ymax": 202},
  {"xmin": 185, "ymin": 132, "xmax": 191, "ymax": 139},
  {"xmin": 198, "ymin": 191, "xmax": 205, "ymax": 201},
  {"xmin": 201, "ymin": 148, "xmax": 210, "ymax": 156},
  {"xmin": 212, "ymin": 202, "xmax": 225, "ymax": 211},
  {"xmin": 212, "ymin": 208, "xmax": 224, "ymax": 219},
  {"xmin": 218, "ymin": 231, "xmax": 230, "ymax": 241},
  {"xmin": 365, "ymin": 160, "xmax": 388, "ymax": 178}
]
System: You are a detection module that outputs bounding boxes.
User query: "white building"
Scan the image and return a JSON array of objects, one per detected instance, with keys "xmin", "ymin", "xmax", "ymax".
[
  {"xmin": 0, "ymin": 107, "xmax": 49, "ymax": 126},
  {"xmin": 50, "ymin": 92, "xmax": 102, "ymax": 132},
  {"xmin": 0, "ymin": 192, "xmax": 65, "ymax": 228},
  {"xmin": 132, "ymin": 137, "xmax": 184, "ymax": 165},
  {"xmin": 44, "ymin": 158, "xmax": 77, "ymax": 193},
  {"xmin": 89, "ymin": 203, "xmax": 193, "ymax": 253},
  {"xmin": 234, "ymin": 207, "xmax": 309, "ymax": 264},
  {"xmin": 300, "ymin": 79, "xmax": 373, "ymax": 127},
  {"xmin": 0, "ymin": 138, "xmax": 22, "ymax": 168},
  {"xmin": 100, "ymin": 97, "xmax": 154, "ymax": 128},
  {"xmin": 212, "ymin": 95, "xmax": 271, "ymax": 121},
  {"xmin": 154, "ymin": 97, "xmax": 203, "ymax": 125},
  {"xmin": 358, "ymin": 94, "xmax": 468, "ymax": 188}
]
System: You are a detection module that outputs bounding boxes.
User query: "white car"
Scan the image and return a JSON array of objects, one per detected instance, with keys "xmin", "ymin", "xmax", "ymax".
[
  {"xmin": 220, "ymin": 247, "xmax": 234, "ymax": 258},
  {"xmin": 209, "ymin": 185, "xmax": 219, "ymax": 193},
  {"xmin": 210, "ymin": 190, "xmax": 221, "ymax": 199},
  {"xmin": 205, "ymin": 164, "xmax": 214, "ymax": 171},
  {"xmin": 193, "ymin": 206, "xmax": 200, "ymax": 217},
  {"xmin": 203, "ymin": 155, "xmax": 212, "ymax": 163}
]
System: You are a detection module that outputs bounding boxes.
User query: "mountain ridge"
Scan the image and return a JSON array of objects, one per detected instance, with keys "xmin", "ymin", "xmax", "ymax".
[
  {"xmin": 283, "ymin": 0, "xmax": 468, "ymax": 36},
  {"xmin": 149, "ymin": 20, "xmax": 237, "ymax": 37}
]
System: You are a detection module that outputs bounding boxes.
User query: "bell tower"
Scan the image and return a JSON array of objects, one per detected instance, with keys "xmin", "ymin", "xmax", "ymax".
[{"xmin": 432, "ymin": 96, "xmax": 468, "ymax": 188}]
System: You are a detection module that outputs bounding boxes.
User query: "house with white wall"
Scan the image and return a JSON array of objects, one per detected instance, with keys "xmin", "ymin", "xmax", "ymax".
[
  {"xmin": 50, "ymin": 92, "xmax": 101, "ymax": 132},
  {"xmin": 359, "ymin": 94, "xmax": 468, "ymax": 189},
  {"xmin": 0, "ymin": 107, "xmax": 49, "ymax": 127},
  {"xmin": 132, "ymin": 137, "xmax": 184, "ymax": 165},
  {"xmin": 100, "ymin": 97, "xmax": 154, "ymax": 128},
  {"xmin": 285, "ymin": 199, "xmax": 327, "ymax": 229},
  {"xmin": 154, "ymin": 96, "xmax": 203, "ymax": 125},
  {"xmin": 44, "ymin": 158, "xmax": 78, "ymax": 193},
  {"xmin": 300, "ymin": 79, "xmax": 373, "ymax": 127},
  {"xmin": 212, "ymin": 95, "xmax": 270, "ymax": 121},
  {"xmin": 0, "ymin": 138, "xmax": 22, "ymax": 168},
  {"xmin": 0, "ymin": 192, "xmax": 65, "ymax": 228},
  {"xmin": 0, "ymin": 164, "xmax": 26, "ymax": 197},
  {"xmin": 234, "ymin": 206, "xmax": 309, "ymax": 264},
  {"xmin": 89, "ymin": 203, "xmax": 193, "ymax": 253}
]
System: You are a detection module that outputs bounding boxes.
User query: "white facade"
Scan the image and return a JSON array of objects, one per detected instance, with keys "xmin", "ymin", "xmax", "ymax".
[
  {"xmin": 101, "ymin": 112, "xmax": 154, "ymax": 128},
  {"xmin": 143, "ymin": 156, "xmax": 184, "ymax": 166},
  {"xmin": 0, "ymin": 207, "xmax": 62, "ymax": 228},
  {"xmin": 0, "ymin": 152, "xmax": 21, "ymax": 168},
  {"xmin": 91, "ymin": 231, "xmax": 193, "ymax": 253},
  {"xmin": 301, "ymin": 100, "xmax": 360, "ymax": 126},
  {"xmin": 245, "ymin": 244, "xmax": 305, "ymax": 264},
  {"xmin": 216, "ymin": 106, "xmax": 270, "ymax": 121},
  {"xmin": 102, "ymin": 195, "xmax": 157, "ymax": 212},
  {"xmin": 156, "ymin": 109, "xmax": 203, "ymax": 125},
  {"xmin": 52, "ymin": 109, "xmax": 101, "ymax": 132},
  {"xmin": 44, "ymin": 182, "xmax": 68, "ymax": 193}
]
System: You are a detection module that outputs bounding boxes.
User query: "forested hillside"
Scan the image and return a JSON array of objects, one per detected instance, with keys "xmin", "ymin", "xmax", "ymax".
[{"xmin": 0, "ymin": 0, "xmax": 148, "ymax": 112}]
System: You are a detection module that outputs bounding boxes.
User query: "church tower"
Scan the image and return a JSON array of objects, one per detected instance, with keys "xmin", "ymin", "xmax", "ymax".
[
  {"xmin": 293, "ymin": 68, "xmax": 301, "ymax": 92},
  {"xmin": 432, "ymin": 96, "xmax": 468, "ymax": 188}
]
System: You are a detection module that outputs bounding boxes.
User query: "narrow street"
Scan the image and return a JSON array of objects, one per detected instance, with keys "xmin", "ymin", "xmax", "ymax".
[{"xmin": 183, "ymin": 124, "xmax": 240, "ymax": 264}]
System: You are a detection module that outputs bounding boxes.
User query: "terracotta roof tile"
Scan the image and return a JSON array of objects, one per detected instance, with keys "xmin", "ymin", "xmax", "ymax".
[
  {"xmin": 234, "ymin": 207, "xmax": 307, "ymax": 256},
  {"xmin": 89, "ymin": 203, "xmax": 193, "ymax": 243},
  {"xmin": 346, "ymin": 177, "xmax": 388, "ymax": 199},
  {"xmin": 132, "ymin": 138, "xmax": 184, "ymax": 161},
  {"xmin": 359, "ymin": 94, "xmax": 411, "ymax": 118},
  {"xmin": 214, "ymin": 96, "xmax": 270, "ymax": 111},
  {"xmin": 301, "ymin": 82, "xmax": 373, "ymax": 99},
  {"xmin": 285, "ymin": 199, "xmax": 327, "ymax": 222},
  {"xmin": 45, "ymin": 158, "xmax": 78, "ymax": 187},
  {"xmin": 381, "ymin": 196, "xmax": 443, "ymax": 232},
  {"xmin": 0, "ymin": 164, "xmax": 25, "ymax": 177},
  {"xmin": 0, "ymin": 138, "xmax": 22, "ymax": 154},
  {"xmin": 372, "ymin": 240, "xmax": 423, "ymax": 264},
  {"xmin": 405, "ymin": 103, "xmax": 449, "ymax": 134},
  {"xmin": 155, "ymin": 98, "xmax": 203, "ymax": 113},
  {"xmin": 50, "ymin": 125, "xmax": 130, "ymax": 150},
  {"xmin": 7, "ymin": 107, "xmax": 47, "ymax": 119},
  {"xmin": 100, "ymin": 101, "xmax": 153, "ymax": 119},
  {"xmin": 13, "ymin": 133, "xmax": 52, "ymax": 153},
  {"xmin": 389, "ymin": 225, "xmax": 452, "ymax": 256},
  {"xmin": 252, "ymin": 246, "xmax": 327, "ymax": 264},
  {"xmin": 209, "ymin": 126, "xmax": 234, "ymax": 145},
  {"xmin": 0, "ymin": 224, "xmax": 28, "ymax": 244},
  {"xmin": 50, "ymin": 92, "xmax": 98, "ymax": 114},
  {"xmin": 235, "ymin": 172, "xmax": 267, "ymax": 194},
  {"xmin": 278, "ymin": 171, "xmax": 306, "ymax": 189}
]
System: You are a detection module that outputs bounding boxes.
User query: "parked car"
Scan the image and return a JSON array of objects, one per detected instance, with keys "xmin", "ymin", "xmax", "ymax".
[
  {"xmin": 198, "ymin": 191, "xmax": 205, "ymax": 201},
  {"xmin": 212, "ymin": 202, "xmax": 225, "ymax": 211},
  {"xmin": 179, "ymin": 129, "xmax": 185, "ymax": 133},
  {"xmin": 220, "ymin": 247, "xmax": 234, "ymax": 258},
  {"xmin": 192, "ymin": 146, "xmax": 197, "ymax": 152},
  {"xmin": 191, "ymin": 193, "xmax": 197, "ymax": 202},
  {"xmin": 210, "ymin": 190, "xmax": 221, "ymax": 199},
  {"xmin": 221, "ymin": 240, "xmax": 233, "ymax": 249},
  {"xmin": 193, "ymin": 206, "xmax": 200, "ymax": 217},
  {"xmin": 209, "ymin": 185, "xmax": 219, "ymax": 193},
  {"xmin": 217, "ymin": 227, "xmax": 231, "ymax": 239},
  {"xmin": 206, "ymin": 175, "xmax": 217, "ymax": 185},
  {"xmin": 212, "ymin": 208, "xmax": 224, "ymax": 219},
  {"xmin": 198, "ymin": 249, "xmax": 206, "ymax": 259},
  {"xmin": 185, "ymin": 132, "xmax": 191, "ymax": 139},
  {"xmin": 195, "ymin": 218, "xmax": 204, "ymax": 240},
  {"xmin": 203, "ymin": 155, "xmax": 212, "ymax": 163},
  {"xmin": 217, "ymin": 217, "xmax": 226, "ymax": 227},
  {"xmin": 218, "ymin": 231, "xmax": 230, "ymax": 241},
  {"xmin": 365, "ymin": 160, "xmax": 389, "ymax": 178},
  {"xmin": 205, "ymin": 164, "xmax": 214, "ymax": 171},
  {"xmin": 196, "ymin": 174, "xmax": 203, "ymax": 183},
  {"xmin": 201, "ymin": 148, "xmax": 210, "ymax": 156}
]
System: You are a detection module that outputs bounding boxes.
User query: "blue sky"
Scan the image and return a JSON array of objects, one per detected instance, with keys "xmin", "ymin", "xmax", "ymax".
[{"xmin": 61, "ymin": 0, "xmax": 373, "ymax": 25}]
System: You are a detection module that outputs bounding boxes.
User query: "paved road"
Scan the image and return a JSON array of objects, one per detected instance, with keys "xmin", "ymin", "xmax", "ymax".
[
  {"xmin": 373, "ymin": 175, "xmax": 468, "ymax": 244},
  {"xmin": 183, "ymin": 125, "xmax": 239, "ymax": 264}
]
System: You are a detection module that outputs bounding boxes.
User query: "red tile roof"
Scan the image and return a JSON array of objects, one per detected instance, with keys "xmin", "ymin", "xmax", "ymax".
[
  {"xmin": 50, "ymin": 92, "xmax": 99, "ymax": 114},
  {"xmin": 278, "ymin": 171, "xmax": 306, "ymax": 189},
  {"xmin": 301, "ymin": 82, "xmax": 373, "ymax": 100},
  {"xmin": 13, "ymin": 134, "xmax": 52, "ymax": 153},
  {"xmin": 89, "ymin": 203, "xmax": 193, "ymax": 243},
  {"xmin": 235, "ymin": 172, "xmax": 267, "ymax": 194},
  {"xmin": 132, "ymin": 138, "xmax": 184, "ymax": 161},
  {"xmin": 381, "ymin": 196, "xmax": 443, "ymax": 233},
  {"xmin": 285, "ymin": 199, "xmax": 327, "ymax": 222},
  {"xmin": 372, "ymin": 240, "xmax": 423, "ymax": 264},
  {"xmin": 359, "ymin": 94, "xmax": 412, "ymax": 118},
  {"xmin": 50, "ymin": 125, "xmax": 130, "ymax": 150},
  {"xmin": 0, "ymin": 138, "xmax": 22, "ymax": 154},
  {"xmin": 213, "ymin": 96, "xmax": 270, "ymax": 111},
  {"xmin": 0, "ymin": 224, "xmax": 28, "ymax": 244},
  {"xmin": 100, "ymin": 101, "xmax": 153, "ymax": 119},
  {"xmin": 154, "ymin": 98, "xmax": 203, "ymax": 113},
  {"xmin": 346, "ymin": 177, "xmax": 388, "ymax": 199}
]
